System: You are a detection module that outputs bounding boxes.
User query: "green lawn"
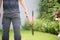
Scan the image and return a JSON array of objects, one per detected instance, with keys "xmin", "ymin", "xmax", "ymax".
[{"xmin": 0, "ymin": 30, "xmax": 59, "ymax": 40}]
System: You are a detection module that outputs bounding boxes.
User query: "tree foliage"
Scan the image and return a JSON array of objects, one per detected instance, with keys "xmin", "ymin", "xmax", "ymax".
[{"xmin": 39, "ymin": 0, "xmax": 60, "ymax": 21}]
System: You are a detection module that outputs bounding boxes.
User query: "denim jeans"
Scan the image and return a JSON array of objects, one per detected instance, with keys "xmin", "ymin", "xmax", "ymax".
[{"xmin": 2, "ymin": 13, "xmax": 21, "ymax": 40}]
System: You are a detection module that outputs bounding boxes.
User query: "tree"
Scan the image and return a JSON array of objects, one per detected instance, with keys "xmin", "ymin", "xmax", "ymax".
[{"xmin": 39, "ymin": 0, "xmax": 60, "ymax": 21}]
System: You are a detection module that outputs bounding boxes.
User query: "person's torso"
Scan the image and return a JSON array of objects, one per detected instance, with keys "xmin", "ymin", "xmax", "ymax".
[{"xmin": 3, "ymin": 0, "xmax": 20, "ymax": 13}]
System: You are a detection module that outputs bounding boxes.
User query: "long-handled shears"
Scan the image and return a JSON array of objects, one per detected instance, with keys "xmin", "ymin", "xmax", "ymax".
[{"xmin": 25, "ymin": 11, "xmax": 34, "ymax": 35}]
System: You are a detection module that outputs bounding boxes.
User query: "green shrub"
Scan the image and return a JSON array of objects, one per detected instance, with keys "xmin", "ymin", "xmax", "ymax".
[
  {"xmin": 34, "ymin": 19, "xmax": 59, "ymax": 35},
  {"xmin": 22, "ymin": 22, "xmax": 31, "ymax": 30},
  {"xmin": 23, "ymin": 19, "xmax": 59, "ymax": 35}
]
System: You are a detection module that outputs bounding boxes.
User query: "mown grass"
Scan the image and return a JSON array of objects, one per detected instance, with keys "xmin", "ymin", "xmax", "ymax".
[{"xmin": 0, "ymin": 30, "xmax": 59, "ymax": 40}]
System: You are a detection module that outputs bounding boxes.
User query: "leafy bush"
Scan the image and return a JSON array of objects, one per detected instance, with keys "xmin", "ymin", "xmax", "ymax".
[
  {"xmin": 34, "ymin": 19, "xmax": 59, "ymax": 35},
  {"xmin": 39, "ymin": 0, "xmax": 60, "ymax": 21},
  {"xmin": 22, "ymin": 22, "xmax": 31, "ymax": 30},
  {"xmin": 23, "ymin": 19, "xmax": 59, "ymax": 35}
]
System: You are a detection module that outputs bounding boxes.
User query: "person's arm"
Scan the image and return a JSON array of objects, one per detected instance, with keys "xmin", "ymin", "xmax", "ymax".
[
  {"xmin": 20, "ymin": 0, "xmax": 30, "ymax": 24},
  {"xmin": 20, "ymin": 0, "xmax": 28, "ymax": 16},
  {"xmin": 0, "ymin": 0, "xmax": 2, "ymax": 7},
  {"xmin": 0, "ymin": 0, "xmax": 2, "ymax": 17}
]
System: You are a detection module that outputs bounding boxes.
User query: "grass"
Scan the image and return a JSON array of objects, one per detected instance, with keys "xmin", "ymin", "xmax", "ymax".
[{"xmin": 0, "ymin": 30, "xmax": 59, "ymax": 40}]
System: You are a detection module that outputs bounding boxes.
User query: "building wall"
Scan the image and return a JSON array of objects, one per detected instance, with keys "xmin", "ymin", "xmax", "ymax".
[{"xmin": 0, "ymin": 0, "xmax": 40, "ymax": 29}]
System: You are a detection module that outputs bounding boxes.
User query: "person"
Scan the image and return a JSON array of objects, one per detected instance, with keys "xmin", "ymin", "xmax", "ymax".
[{"xmin": 0, "ymin": 0, "xmax": 29, "ymax": 40}]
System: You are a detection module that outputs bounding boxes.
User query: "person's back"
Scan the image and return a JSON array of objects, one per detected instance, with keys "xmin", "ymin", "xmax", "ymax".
[{"xmin": 3, "ymin": 0, "xmax": 19, "ymax": 13}]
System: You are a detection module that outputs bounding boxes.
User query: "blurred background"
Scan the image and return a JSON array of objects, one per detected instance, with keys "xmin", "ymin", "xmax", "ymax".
[{"xmin": 0, "ymin": 0, "xmax": 60, "ymax": 40}]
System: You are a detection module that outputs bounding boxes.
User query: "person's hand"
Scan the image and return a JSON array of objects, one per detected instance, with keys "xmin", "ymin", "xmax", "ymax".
[
  {"xmin": 25, "ymin": 10, "xmax": 28, "ymax": 17},
  {"xmin": 25, "ymin": 10, "xmax": 30, "ymax": 24}
]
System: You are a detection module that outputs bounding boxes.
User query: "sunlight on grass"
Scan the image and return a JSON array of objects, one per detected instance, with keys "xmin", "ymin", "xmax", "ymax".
[
  {"xmin": 21, "ymin": 30, "xmax": 59, "ymax": 40},
  {"xmin": 0, "ymin": 30, "xmax": 59, "ymax": 40}
]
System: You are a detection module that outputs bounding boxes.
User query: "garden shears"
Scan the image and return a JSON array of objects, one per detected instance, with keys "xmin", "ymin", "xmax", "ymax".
[{"xmin": 25, "ymin": 11, "xmax": 34, "ymax": 35}]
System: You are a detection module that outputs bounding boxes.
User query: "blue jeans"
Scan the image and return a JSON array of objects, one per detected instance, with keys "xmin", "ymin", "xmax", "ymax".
[{"xmin": 2, "ymin": 13, "xmax": 21, "ymax": 40}]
